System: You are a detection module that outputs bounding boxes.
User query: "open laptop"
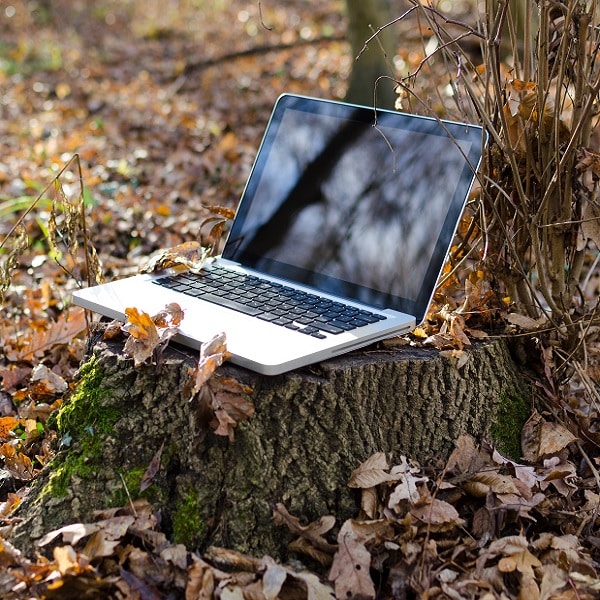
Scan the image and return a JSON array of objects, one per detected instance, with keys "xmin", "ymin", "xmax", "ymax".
[{"xmin": 72, "ymin": 94, "xmax": 485, "ymax": 375}]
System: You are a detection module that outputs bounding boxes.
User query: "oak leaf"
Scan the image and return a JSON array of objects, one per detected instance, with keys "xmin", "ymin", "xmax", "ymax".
[{"xmin": 122, "ymin": 303, "xmax": 183, "ymax": 366}]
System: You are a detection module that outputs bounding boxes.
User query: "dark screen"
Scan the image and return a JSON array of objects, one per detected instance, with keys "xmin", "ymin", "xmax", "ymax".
[{"xmin": 223, "ymin": 95, "xmax": 484, "ymax": 320}]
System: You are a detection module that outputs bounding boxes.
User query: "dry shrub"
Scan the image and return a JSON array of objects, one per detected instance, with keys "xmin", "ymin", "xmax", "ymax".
[{"xmin": 391, "ymin": 0, "xmax": 599, "ymax": 389}]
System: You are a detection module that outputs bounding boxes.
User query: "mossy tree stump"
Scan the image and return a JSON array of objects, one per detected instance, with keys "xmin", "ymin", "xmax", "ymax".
[{"xmin": 10, "ymin": 327, "xmax": 529, "ymax": 557}]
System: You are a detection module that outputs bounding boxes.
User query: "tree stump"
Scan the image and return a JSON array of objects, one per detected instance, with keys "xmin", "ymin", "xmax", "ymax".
[{"xmin": 10, "ymin": 326, "xmax": 529, "ymax": 558}]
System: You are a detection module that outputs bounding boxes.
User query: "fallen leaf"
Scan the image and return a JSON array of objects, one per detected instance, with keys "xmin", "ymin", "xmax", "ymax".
[
  {"xmin": 261, "ymin": 557, "xmax": 288, "ymax": 600},
  {"xmin": 139, "ymin": 241, "xmax": 210, "ymax": 274},
  {"xmin": 507, "ymin": 313, "xmax": 547, "ymax": 330},
  {"xmin": 410, "ymin": 498, "xmax": 463, "ymax": 526},
  {"xmin": 30, "ymin": 363, "xmax": 69, "ymax": 397},
  {"xmin": 140, "ymin": 441, "xmax": 164, "ymax": 492},
  {"xmin": 538, "ymin": 421, "xmax": 577, "ymax": 457},
  {"xmin": 329, "ymin": 520, "xmax": 376, "ymax": 600},
  {"xmin": 272, "ymin": 503, "xmax": 337, "ymax": 558},
  {"xmin": 37, "ymin": 523, "xmax": 101, "ymax": 547},
  {"xmin": 122, "ymin": 303, "xmax": 183, "ymax": 365},
  {"xmin": 190, "ymin": 332, "xmax": 229, "ymax": 393},
  {"xmin": 122, "ymin": 307, "xmax": 160, "ymax": 365},
  {"xmin": 348, "ymin": 452, "xmax": 400, "ymax": 488},
  {"xmin": 0, "ymin": 416, "xmax": 19, "ymax": 440}
]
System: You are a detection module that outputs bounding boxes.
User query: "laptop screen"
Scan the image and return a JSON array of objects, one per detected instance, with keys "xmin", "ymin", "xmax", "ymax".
[{"xmin": 223, "ymin": 95, "xmax": 484, "ymax": 321}]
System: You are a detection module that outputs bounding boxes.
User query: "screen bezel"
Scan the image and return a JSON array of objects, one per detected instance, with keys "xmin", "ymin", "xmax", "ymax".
[{"xmin": 222, "ymin": 94, "xmax": 485, "ymax": 322}]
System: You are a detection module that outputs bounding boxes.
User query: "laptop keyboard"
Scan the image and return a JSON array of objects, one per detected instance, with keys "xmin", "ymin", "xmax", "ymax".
[{"xmin": 152, "ymin": 265, "xmax": 387, "ymax": 339}]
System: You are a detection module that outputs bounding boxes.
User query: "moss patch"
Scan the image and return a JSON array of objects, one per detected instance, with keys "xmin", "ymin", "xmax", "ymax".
[
  {"xmin": 490, "ymin": 393, "xmax": 531, "ymax": 460},
  {"xmin": 43, "ymin": 356, "xmax": 120, "ymax": 498},
  {"xmin": 172, "ymin": 492, "xmax": 205, "ymax": 548},
  {"xmin": 51, "ymin": 357, "xmax": 120, "ymax": 437}
]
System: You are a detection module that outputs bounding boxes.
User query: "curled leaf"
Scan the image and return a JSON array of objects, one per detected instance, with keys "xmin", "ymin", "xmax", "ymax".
[{"xmin": 139, "ymin": 241, "xmax": 210, "ymax": 274}]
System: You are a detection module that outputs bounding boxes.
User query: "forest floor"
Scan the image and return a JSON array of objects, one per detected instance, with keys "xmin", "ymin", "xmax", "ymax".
[{"xmin": 1, "ymin": 0, "xmax": 599, "ymax": 598}]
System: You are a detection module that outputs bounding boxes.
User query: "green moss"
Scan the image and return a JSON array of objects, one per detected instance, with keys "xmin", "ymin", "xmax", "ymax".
[
  {"xmin": 490, "ymin": 393, "xmax": 531, "ymax": 460},
  {"xmin": 109, "ymin": 466, "xmax": 146, "ymax": 507},
  {"xmin": 43, "ymin": 356, "xmax": 120, "ymax": 499},
  {"xmin": 172, "ymin": 492, "xmax": 205, "ymax": 548},
  {"xmin": 53, "ymin": 357, "xmax": 120, "ymax": 437}
]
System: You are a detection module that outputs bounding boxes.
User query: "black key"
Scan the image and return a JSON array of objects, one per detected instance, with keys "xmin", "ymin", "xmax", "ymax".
[
  {"xmin": 330, "ymin": 320, "xmax": 356, "ymax": 331},
  {"xmin": 296, "ymin": 316, "xmax": 314, "ymax": 325},
  {"xmin": 257, "ymin": 313, "xmax": 280, "ymax": 322},
  {"xmin": 199, "ymin": 293, "xmax": 262, "ymax": 316},
  {"xmin": 335, "ymin": 314, "xmax": 355, "ymax": 323},
  {"xmin": 357, "ymin": 314, "xmax": 380, "ymax": 323},
  {"xmin": 299, "ymin": 326, "xmax": 320, "ymax": 335},
  {"xmin": 317, "ymin": 323, "xmax": 344, "ymax": 334},
  {"xmin": 273, "ymin": 318, "xmax": 293, "ymax": 326},
  {"xmin": 349, "ymin": 318, "xmax": 369, "ymax": 328}
]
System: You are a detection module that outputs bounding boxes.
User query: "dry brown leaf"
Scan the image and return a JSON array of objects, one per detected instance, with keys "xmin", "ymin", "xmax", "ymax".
[
  {"xmin": 288, "ymin": 571, "xmax": 335, "ymax": 600},
  {"xmin": 151, "ymin": 302, "xmax": 185, "ymax": 329},
  {"xmin": 521, "ymin": 411, "xmax": 544, "ymax": 462},
  {"xmin": 507, "ymin": 312, "xmax": 547, "ymax": 330},
  {"xmin": 582, "ymin": 200, "xmax": 600, "ymax": 249},
  {"xmin": 190, "ymin": 332, "xmax": 229, "ymax": 393},
  {"xmin": 0, "ymin": 444, "xmax": 37, "ymax": 481},
  {"xmin": 0, "ymin": 416, "xmax": 20, "ymax": 440},
  {"xmin": 122, "ymin": 308, "xmax": 160, "ymax": 365},
  {"xmin": 348, "ymin": 452, "xmax": 400, "ymax": 489},
  {"xmin": 446, "ymin": 434, "xmax": 486, "ymax": 475},
  {"xmin": 30, "ymin": 363, "xmax": 68, "ymax": 397},
  {"xmin": 466, "ymin": 472, "xmax": 520, "ymax": 496},
  {"xmin": 538, "ymin": 421, "xmax": 577, "ymax": 457},
  {"xmin": 261, "ymin": 557, "xmax": 288, "ymax": 600},
  {"xmin": 272, "ymin": 503, "xmax": 337, "ymax": 556},
  {"xmin": 82, "ymin": 530, "xmax": 122, "ymax": 560},
  {"xmin": 18, "ymin": 308, "xmax": 87, "ymax": 362},
  {"xmin": 185, "ymin": 556, "xmax": 216, "ymax": 600},
  {"xmin": 522, "ymin": 412, "xmax": 577, "ymax": 461},
  {"xmin": 53, "ymin": 545, "xmax": 90, "ymax": 576},
  {"xmin": 122, "ymin": 303, "xmax": 183, "ymax": 366},
  {"xmin": 329, "ymin": 520, "xmax": 376, "ymax": 600},
  {"xmin": 206, "ymin": 375, "xmax": 254, "ymax": 441},
  {"xmin": 140, "ymin": 441, "xmax": 164, "ymax": 493},
  {"xmin": 37, "ymin": 522, "xmax": 101, "ymax": 547},
  {"xmin": 139, "ymin": 241, "xmax": 210, "ymax": 274},
  {"xmin": 410, "ymin": 498, "xmax": 463, "ymax": 527},
  {"xmin": 360, "ymin": 487, "xmax": 379, "ymax": 519}
]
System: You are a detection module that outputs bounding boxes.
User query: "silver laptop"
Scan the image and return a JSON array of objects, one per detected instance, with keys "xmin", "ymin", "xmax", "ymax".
[{"xmin": 72, "ymin": 94, "xmax": 485, "ymax": 375}]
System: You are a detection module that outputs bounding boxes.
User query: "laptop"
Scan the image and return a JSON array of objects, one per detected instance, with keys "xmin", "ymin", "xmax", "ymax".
[{"xmin": 72, "ymin": 94, "xmax": 485, "ymax": 375}]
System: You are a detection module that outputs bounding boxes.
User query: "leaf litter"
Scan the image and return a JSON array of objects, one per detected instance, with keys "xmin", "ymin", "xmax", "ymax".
[{"xmin": 0, "ymin": 0, "xmax": 600, "ymax": 598}]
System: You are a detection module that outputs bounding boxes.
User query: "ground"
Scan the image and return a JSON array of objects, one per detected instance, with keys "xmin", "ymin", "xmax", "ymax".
[{"xmin": 1, "ymin": 1, "xmax": 600, "ymax": 599}]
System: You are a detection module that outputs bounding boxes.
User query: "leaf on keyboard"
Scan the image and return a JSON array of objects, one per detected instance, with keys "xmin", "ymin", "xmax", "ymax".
[
  {"xmin": 122, "ymin": 304, "xmax": 183, "ymax": 366},
  {"xmin": 138, "ymin": 241, "xmax": 211, "ymax": 275}
]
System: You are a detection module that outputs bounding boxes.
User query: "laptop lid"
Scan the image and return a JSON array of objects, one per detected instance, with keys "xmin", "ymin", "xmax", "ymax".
[{"xmin": 221, "ymin": 94, "xmax": 485, "ymax": 323}]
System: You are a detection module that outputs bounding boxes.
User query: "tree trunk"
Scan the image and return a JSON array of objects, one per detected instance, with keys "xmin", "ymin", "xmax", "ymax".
[
  {"xmin": 10, "ymin": 326, "xmax": 529, "ymax": 558},
  {"xmin": 345, "ymin": 0, "xmax": 397, "ymax": 109}
]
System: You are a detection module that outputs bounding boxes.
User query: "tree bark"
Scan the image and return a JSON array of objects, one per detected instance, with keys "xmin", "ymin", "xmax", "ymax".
[{"xmin": 10, "ymin": 327, "xmax": 528, "ymax": 558}]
